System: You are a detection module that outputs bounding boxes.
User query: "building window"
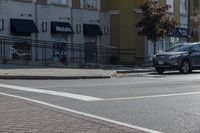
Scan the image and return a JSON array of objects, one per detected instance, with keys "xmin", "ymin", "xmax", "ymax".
[
  {"xmin": 42, "ymin": 21, "xmax": 48, "ymax": 32},
  {"xmin": 0, "ymin": 19, "xmax": 4, "ymax": 31},
  {"xmin": 104, "ymin": 26, "xmax": 109, "ymax": 35},
  {"xmin": 50, "ymin": 0, "xmax": 69, "ymax": 6},
  {"xmin": 166, "ymin": 0, "xmax": 174, "ymax": 14},
  {"xmin": 83, "ymin": 0, "xmax": 97, "ymax": 9},
  {"xmin": 180, "ymin": 0, "xmax": 188, "ymax": 16},
  {"xmin": 76, "ymin": 24, "xmax": 81, "ymax": 33}
]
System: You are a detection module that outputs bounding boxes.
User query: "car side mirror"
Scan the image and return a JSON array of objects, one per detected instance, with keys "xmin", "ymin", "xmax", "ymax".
[
  {"xmin": 189, "ymin": 49, "xmax": 193, "ymax": 54},
  {"xmin": 189, "ymin": 49, "xmax": 197, "ymax": 54}
]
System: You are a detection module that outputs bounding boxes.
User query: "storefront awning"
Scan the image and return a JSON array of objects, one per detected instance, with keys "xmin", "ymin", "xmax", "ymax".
[
  {"xmin": 178, "ymin": 28, "xmax": 188, "ymax": 37},
  {"xmin": 51, "ymin": 22, "xmax": 74, "ymax": 34},
  {"xmin": 83, "ymin": 24, "xmax": 103, "ymax": 36},
  {"xmin": 10, "ymin": 19, "xmax": 38, "ymax": 34},
  {"xmin": 168, "ymin": 28, "xmax": 188, "ymax": 37}
]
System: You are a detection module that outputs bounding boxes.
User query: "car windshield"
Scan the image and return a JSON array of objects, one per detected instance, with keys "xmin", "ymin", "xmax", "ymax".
[{"xmin": 166, "ymin": 44, "xmax": 192, "ymax": 52}]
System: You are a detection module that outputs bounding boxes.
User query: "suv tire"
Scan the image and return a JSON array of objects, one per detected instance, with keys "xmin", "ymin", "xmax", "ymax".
[
  {"xmin": 179, "ymin": 60, "xmax": 192, "ymax": 74},
  {"xmin": 155, "ymin": 67, "xmax": 165, "ymax": 74}
]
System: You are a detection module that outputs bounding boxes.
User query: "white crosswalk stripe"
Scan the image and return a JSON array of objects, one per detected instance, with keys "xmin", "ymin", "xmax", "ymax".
[{"xmin": 0, "ymin": 83, "xmax": 103, "ymax": 101}]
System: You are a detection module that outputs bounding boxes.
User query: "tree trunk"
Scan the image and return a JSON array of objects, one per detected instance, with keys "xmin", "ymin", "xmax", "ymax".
[{"xmin": 153, "ymin": 41, "xmax": 156, "ymax": 55}]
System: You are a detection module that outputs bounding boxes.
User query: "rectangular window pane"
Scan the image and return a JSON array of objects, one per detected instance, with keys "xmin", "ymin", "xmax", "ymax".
[
  {"xmin": 180, "ymin": 0, "xmax": 188, "ymax": 15},
  {"xmin": 166, "ymin": 0, "xmax": 174, "ymax": 13},
  {"xmin": 84, "ymin": 0, "xmax": 97, "ymax": 9}
]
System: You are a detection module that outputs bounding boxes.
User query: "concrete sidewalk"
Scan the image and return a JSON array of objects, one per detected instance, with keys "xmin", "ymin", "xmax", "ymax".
[
  {"xmin": 0, "ymin": 64, "xmax": 154, "ymax": 79},
  {"xmin": 0, "ymin": 95, "xmax": 146, "ymax": 133}
]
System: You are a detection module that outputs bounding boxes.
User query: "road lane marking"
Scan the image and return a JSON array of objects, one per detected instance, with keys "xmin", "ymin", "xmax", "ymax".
[
  {"xmin": 97, "ymin": 91, "xmax": 200, "ymax": 101},
  {"xmin": 35, "ymin": 80, "xmax": 174, "ymax": 89},
  {"xmin": 0, "ymin": 83, "xmax": 102, "ymax": 101},
  {"xmin": 0, "ymin": 92, "xmax": 163, "ymax": 133},
  {"xmin": 35, "ymin": 78, "xmax": 200, "ymax": 89},
  {"xmin": 35, "ymin": 82, "xmax": 138, "ymax": 88}
]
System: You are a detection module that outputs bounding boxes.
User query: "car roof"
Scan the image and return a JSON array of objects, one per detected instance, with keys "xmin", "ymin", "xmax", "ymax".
[{"xmin": 176, "ymin": 42, "xmax": 200, "ymax": 46}]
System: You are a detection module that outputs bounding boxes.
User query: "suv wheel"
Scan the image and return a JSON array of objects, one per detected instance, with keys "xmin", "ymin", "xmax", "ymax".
[
  {"xmin": 155, "ymin": 67, "xmax": 165, "ymax": 74},
  {"xmin": 179, "ymin": 60, "xmax": 192, "ymax": 74}
]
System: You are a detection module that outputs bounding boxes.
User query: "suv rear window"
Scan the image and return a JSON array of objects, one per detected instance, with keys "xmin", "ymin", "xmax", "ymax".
[{"xmin": 166, "ymin": 44, "xmax": 192, "ymax": 52}]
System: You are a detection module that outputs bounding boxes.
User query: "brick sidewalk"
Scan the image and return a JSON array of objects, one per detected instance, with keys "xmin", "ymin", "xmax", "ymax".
[{"xmin": 0, "ymin": 95, "xmax": 146, "ymax": 133}]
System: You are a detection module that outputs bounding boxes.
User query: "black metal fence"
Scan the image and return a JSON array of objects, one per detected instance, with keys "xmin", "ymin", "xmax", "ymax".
[{"xmin": 0, "ymin": 36, "xmax": 135, "ymax": 65}]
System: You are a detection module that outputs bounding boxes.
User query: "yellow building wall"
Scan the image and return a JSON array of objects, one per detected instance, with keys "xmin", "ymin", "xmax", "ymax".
[
  {"xmin": 174, "ymin": 0, "xmax": 180, "ymax": 24},
  {"xmin": 106, "ymin": 0, "xmax": 186, "ymax": 64},
  {"xmin": 101, "ymin": 0, "xmax": 119, "ymax": 11},
  {"xmin": 119, "ymin": 0, "xmax": 147, "ymax": 63}
]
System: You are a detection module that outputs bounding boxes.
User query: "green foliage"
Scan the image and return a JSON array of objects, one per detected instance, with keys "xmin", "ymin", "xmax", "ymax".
[{"xmin": 136, "ymin": 0, "xmax": 179, "ymax": 42}]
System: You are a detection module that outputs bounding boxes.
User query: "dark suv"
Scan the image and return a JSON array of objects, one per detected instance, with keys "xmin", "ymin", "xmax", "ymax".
[{"xmin": 154, "ymin": 42, "xmax": 200, "ymax": 74}]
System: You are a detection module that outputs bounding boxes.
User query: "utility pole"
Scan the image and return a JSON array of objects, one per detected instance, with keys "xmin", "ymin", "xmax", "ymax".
[{"xmin": 187, "ymin": 0, "xmax": 191, "ymax": 42}]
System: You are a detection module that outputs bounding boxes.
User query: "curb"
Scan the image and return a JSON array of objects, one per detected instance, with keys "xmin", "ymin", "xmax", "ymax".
[
  {"xmin": 0, "ymin": 75, "xmax": 111, "ymax": 80},
  {"xmin": 116, "ymin": 69, "xmax": 154, "ymax": 74},
  {"xmin": 0, "ymin": 68, "xmax": 155, "ymax": 80}
]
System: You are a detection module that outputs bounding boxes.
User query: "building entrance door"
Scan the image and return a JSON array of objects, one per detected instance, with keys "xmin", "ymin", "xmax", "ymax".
[{"xmin": 85, "ymin": 42, "xmax": 97, "ymax": 64}]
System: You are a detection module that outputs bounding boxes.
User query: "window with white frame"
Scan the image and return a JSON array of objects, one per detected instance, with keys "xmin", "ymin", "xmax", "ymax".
[
  {"xmin": 180, "ymin": 0, "xmax": 188, "ymax": 15},
  {"xmin": 166, "ymin": 0, "xmax": 174, "ymax": 13},
  {"xmin": 83, "ymin": 0, "xmax": 97, "ymax": 9},
  {"xmin": 104, "ymin": 26, "xmax": 109, "ymax": 35},
  {"xmin": 76, "ymin": 24, "xmax": 81, "ymax": 33},
  {"xmin": 50, "ymin": 0, "xmax": 68, "ymax": 6},
  {"xmin": 42, "ymin": 21, "xmax": 48, "ymax": 32}
]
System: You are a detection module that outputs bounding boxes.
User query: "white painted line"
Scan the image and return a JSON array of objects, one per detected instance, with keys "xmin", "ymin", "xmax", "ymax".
[
  {"xmin": 35, "ymin": 82, "xmax": 137, "ymax": 89},
  {"xmin": 35, "ymin": 78, "xmax": 197, "ymax": 89},
  {"xmin": 0, "ymin": 92, "xmax": 163, "ymax": 133},
  {"xmin": 0, "ymin": 83, "xmax": 102, "ymax": 101},
  {"xmin": 97, "ymin": 91, "xmax": 200, "ymax": 101}
]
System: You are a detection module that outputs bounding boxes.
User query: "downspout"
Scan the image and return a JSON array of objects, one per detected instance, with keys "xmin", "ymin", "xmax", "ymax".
[
  {"xmin": 34, "ymin": 2, "xmax": 38, "ymax": 60},
  {"xmin": 70, "ymin": 1, "xmax": 73, "ymax": 44},
  {"xmin": 34, "ymin": 2, "xmax": 38, "ymax": 41},
  {"xmin": 69, "ymin": 1, "xmax": 73, "ymax": 65},
  {"xmin": 187, "ymin": 0, "xmax": 191, "ymax": 42}
]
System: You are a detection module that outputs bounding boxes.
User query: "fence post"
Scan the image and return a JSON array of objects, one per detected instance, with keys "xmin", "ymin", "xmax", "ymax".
[
  {"xmin": 3, "ymin": 37, "xmax": 5, "ymax": 63},
  {"xmin": 35, "ymin": 40, "xmax": 38, "ymax": 61},
  {"xmin": 44, "ymin": 41, "xmax": 46, "ymax": 63},
  {"xmin": 0, "ymin": 37, "xmax": 2, "ymax": 59}
]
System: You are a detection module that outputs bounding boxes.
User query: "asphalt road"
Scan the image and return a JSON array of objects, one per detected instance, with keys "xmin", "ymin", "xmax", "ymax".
[{"xmin": 1, "ymin": 71, "xmax": 200, "ymax": 133}]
